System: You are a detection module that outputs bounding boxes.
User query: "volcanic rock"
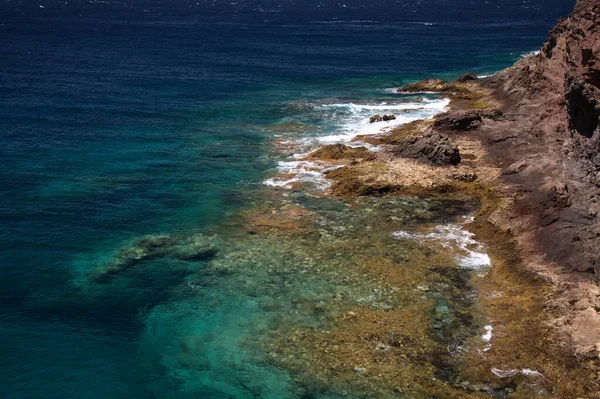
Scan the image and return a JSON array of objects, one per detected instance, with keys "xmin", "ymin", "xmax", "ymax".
[
  {"xmin": 434, "ymin": 110, "xmax": 483, "ymax": 131},
  {"xmin": 369, "ymin": 114, "xmax": 396, "ymax": 123},
  {"xmin": 305, "ymin": 144, "xmax": 375, "ymax": 161},
  {"xmin": 457, "ymin": 72, "xmax": 479, "ymax": 82},
  {"xmin": 397, "ymin": 78, "xmax": 447, "ymax": 93},
  {"xmin": 391, "ymin": 133, "xmax": 460, "ymax": 166}
]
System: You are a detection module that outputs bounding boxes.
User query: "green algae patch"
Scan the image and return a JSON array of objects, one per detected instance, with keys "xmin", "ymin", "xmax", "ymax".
[
  {"xmin": 267, "ymin": 305, "xmax": 489, "ymax": 399},
  {"xmin": 437, "ymin": 83, "xmax": 499, "ymax": 111},
  {"xmin": 87, "ymin": 233, "xmax": 219, "ymax": 283},
  {"xmin": 397, "ymin": 78, "xmax": 448, "ymax": 93},
  {"xmin": 241, "ymin": 202, "xmax": 317, "ymax": 236},
  {"xmin": 260, "ymin": 195, "xmax": 495, "ymax": 398},
  {"xmin": 303, "ymin": 143, "xmax": 376, "ymax": 161},
  {"xmin": 251, "ymin": 175, "xmax": 598, "ymax": 398},
  {"xmin": 264, "ymin": 241, "xmax": 489, "ymax": 399},
  {"xmin": 467, "ymin": 100, "xmax": 492, "ymax": 110},
  {"xmin": 368, "ymin": 119, "xmax": 433, "ymax": 146},
  {"xmin": 396, "ymin": 78, "xmax": 497, "ymax": 111}
]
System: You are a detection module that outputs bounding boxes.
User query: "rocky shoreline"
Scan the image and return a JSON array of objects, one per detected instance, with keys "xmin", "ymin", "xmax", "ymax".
[
  {"xmin": 296, "ymin": 0, "xmax": 600, "ymax": 395},
  {"xmin": 83, "ymin": 1, "xmax": 599, "ymax": 396}
]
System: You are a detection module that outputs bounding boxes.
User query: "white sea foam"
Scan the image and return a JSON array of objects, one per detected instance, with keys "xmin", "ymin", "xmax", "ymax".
[
  {"xmin": 322, "ymin": 99, "xmax": 449, "ymax": 111},
  {"xmin": 264, "ymin": 96, "xmax": 449, "ymax": 190},
  {"xmin": 392, "ymin": 216, "xmax": 491, "ymax": 270},
  {"xmin": 316, "ymin": 98, "xmax": 450, "ymax": 144},
  {"xmin": 482, "ymin": 325, "xmax": 493, "ymax": 342},
  {"xmin": 480, "ymin": 324, "xmax": 493, "ymax": 352},
  {"xmin": 263, "ymin": 160, "xmax": 341, "ymax": 190},
  {"xmin": 521, "ymin": 50, "xmax": 540, "ymax": 58},
  {"xmin": 491, "ymin": 367, "xmax": 545, "ymax": 379}
]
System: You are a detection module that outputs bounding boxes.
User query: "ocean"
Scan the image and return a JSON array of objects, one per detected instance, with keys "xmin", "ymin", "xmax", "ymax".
[{"xmin": 0, "ymin": 1, "xmax": 574, "ymax": 398}]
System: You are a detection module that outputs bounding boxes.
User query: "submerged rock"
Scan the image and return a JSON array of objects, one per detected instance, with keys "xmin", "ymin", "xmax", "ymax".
[
  {"xmin": 397, "ymin": 78, "xmax": 447, "ymax": 93},
  {"xmin": 391, "ymin": 133, "xmax": 461, "ymax": 166},
  {"xmin": 88, "ymin": 233, "xmax": 219, "ymax": 282},
  {"xmin": 369, "ymin": 114, "xmax": 396, "ymax": 123},
  {"xmin": 169, "ymin": 233, "xmax": 219, "ymax": 261}
]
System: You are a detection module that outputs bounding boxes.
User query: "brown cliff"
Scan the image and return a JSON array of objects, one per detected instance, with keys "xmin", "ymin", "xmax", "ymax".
[
  {"xmin": 408, "ymin": 0, "xmax": 600, "ymax": 359},
  {"xmin": 475, "ymin": 0, "xmax": 600, "ymax": 353},
  {"xmin": 390, "ymin": 0, "xmax": 600, "ymax": 355}
]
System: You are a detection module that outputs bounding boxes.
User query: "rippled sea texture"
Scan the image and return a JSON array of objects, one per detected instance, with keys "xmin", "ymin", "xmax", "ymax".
[{"xmin": 0, "ymin": 1, "xmax": 574, "ymax": 398}]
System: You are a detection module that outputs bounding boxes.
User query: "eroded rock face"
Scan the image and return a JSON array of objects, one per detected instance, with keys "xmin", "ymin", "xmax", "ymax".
[
  {"xmin": 397, "ymin": 78, "xmax": 447, "ymax": 93},
  {"xmin": 565, "ymin": 73, "xmax": 600, "ymax": 139},
  {"xmin": 434, "ymin": 109, "xmax": 504, "ymax": 132},
  {"xmin": 391, "ymin": 133, "xmax": 460, "ymax": 166},
  {"xmin": 434, "ymin": 110, "xmax": 483, "ymax": 131},
  {"xmin": 461, "ymin": 0, "xmax": 600, "ymax": 335},
  {"xmin": 369, "ymin": 114, "xmax": 396, "ymax": 123}
]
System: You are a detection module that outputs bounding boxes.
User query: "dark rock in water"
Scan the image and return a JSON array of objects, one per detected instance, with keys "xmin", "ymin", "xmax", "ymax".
[
  {"xmin": 169, "ymin": 233, "xmax": 220, "ymax": 261},
  {"xmin": 305, "ymin": 143, "xmax": 375, "ymax": 161},
  {"xmin": 457, "ymin": 72, "xmax": 479, "ymax": 83},
  {"xmin": 114, "ymin": 234, "xmax": 177, "ymax": 266},
  {"xmin": 88, "ymin": 233, "xmax": 219, "ymax": 283},
  {"xmin": 434, "ymin": 110, "xmax": 483, "ymax": 131},
  {"xmin": 392, "ymin": 133, "xmax": 461, "ymax": 166},
  {"xmin": 369, "ymin": 114, "xmax": 396, "ymax": 123},
  {"xmin": 397, "ymin": 78, "xmax": 447, "ymax": 93}
]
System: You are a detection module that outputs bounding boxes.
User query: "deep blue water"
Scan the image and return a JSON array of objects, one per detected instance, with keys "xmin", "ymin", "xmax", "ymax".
[{"xmin": 0, "ymin": 1, "xmax": 574, "ymax": 398}]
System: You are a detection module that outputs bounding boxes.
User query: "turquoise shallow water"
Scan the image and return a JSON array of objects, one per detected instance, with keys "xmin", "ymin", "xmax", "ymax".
[{"xmin": 0, "ymin": 1, "xmax": 574, "ymax": 398}]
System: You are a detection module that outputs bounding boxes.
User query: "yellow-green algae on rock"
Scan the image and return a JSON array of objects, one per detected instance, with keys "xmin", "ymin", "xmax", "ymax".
[
  {"xmin": 250, "ymin": 183, "xmax": 594, "ymax": 398},
  {"xmin": 86, "ymin": 175, "xmax": 594, "ymax": 398},
  {"xmin": 214, "ymin": 191, "xmax": 495, "ymax": 398}
]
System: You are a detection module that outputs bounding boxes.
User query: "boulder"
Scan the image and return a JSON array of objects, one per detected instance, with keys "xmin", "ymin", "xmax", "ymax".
[
  {"xmin": 457, "ymin": 72, "xmax": 479, "ymax": 83},
  {"xmin": 369, "ymin": 114, "xmax": 396, "ymax": 123},
  {"xmin": 392, "ymin": 133, "xmax": 461, "ymax": 166},
  {"xmin": 502, "ymin": 160, "xmax": 529, "ymax": 175},
  {"xmin": 434, "ymin": 110, "xmax": 483, "ymax": 131}
]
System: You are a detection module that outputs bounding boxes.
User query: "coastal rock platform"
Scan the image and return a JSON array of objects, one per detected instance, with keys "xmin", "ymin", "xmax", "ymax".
[{"xmin": 288, "ymin": 0, "xmax": 600, "ymax": 395}]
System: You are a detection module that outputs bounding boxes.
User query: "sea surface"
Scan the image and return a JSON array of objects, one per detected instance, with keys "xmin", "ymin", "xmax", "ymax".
[{"xmin": 0, "ymin": 1, "xmax": 574, "ymax": 398}]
